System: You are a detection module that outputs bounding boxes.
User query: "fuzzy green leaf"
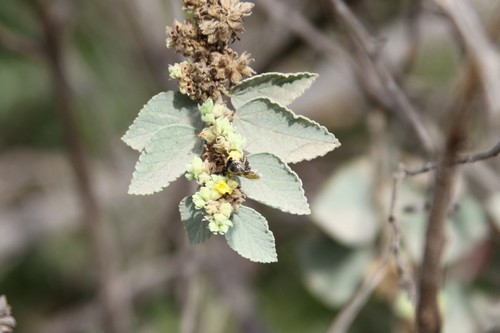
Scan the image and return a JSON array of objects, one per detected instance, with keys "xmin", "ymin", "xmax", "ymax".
[
  {"xmin": 122, "ymin": 92, "xmax": 201, "ymax": 151},
  {"xmin": 128, "ymin": 125, "xmax": 203, "ymax": 195},
  {"xmin": 179, "ymin": 196, "xmax": 212, "ymax": 244},
  {"xmin": 311, "ymin": 158, "xmax": 378, "ymax": 246},
  {"xmin": 233, "ymin": 98, "xmax": 340, "ymax": 163},
  {"xmin": 299, "ymin": 237, "xmax": 373, "ymax": 307},
  {"xmin": 230, "ymin": 72, "xmax": 318, "ymax": 109},
  {"xmin": 225, "ymin": 206, "xmax": 277, "ymax": 263},
  {"xmin": 240, "ymin": 153, "xmax": 310, "ymax": 215}
]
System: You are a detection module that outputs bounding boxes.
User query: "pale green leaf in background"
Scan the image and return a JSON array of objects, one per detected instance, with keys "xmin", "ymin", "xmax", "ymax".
[
  {"xmin": 240, "ymin": 153, "xmax": 310, "ymax": 215},
  {"xmin": 398, "ymin": 182, "xmax": 488, "ymax": 265},
  {"xmin": 311, "ymin": 158, "xmax": 379, "ymax": 246},
  {"xmin": 179, "ymin": 196, "xmax": 212, "ymax": 244},
  {"xmin": 128, "ymin": 125, "xmax": 202, "ymax": 195},
  {"xmin": 486, "ymin": 193, "xmax": 500, "ymax": 232},
  {"xmin": 122, "ymin": 92, "xmax": 201, "ymax": 151},
  {"xmin": 442, "ymin": 283, "xmax": 477, "ymax": 333},
  {"xmin": 299, "ymin": 237, "xmax": 373, "ymax": 307},
  {"xmin": 229, "ymin": 72, "xmax": 318, "ymax": 109},
  {"xmin": 225, "ymin": 206, "xmax": 277, "ymax": 263},
  {"xmin": 233, "ymin": 98, "xmax": 340, "ymax": 163}
]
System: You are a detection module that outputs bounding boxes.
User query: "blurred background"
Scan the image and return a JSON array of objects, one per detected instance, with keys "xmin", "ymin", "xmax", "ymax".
[{"xmin": 1, "ymin": 0, "xmax": 500, "ymax": 332}]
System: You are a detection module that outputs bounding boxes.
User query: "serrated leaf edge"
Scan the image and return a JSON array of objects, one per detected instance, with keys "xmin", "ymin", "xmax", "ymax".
[
  {"xmin": 128, "ymin": 125, "xmax": 201, "ymax": 195},
  {"xmin": 122, "ymin": 91, "xmax": 198, "ymax": 152},
  {"xmin": 179, "ymin": 196, "xmax": 212, "ymax": 244},
  {"xmin": 229, "ymin": 72, "xmax": 319, "ymax": 107},
  {"xmin": 244, "ymin": 152, "xmax": 311, "ymax": 215},
  {"xmin": 236, "ymin": 97, "xmax": 341, "ymax": 163},
  {"xmin": 226, "ymin": 206, "xmax": 278, "ymax": 263}
]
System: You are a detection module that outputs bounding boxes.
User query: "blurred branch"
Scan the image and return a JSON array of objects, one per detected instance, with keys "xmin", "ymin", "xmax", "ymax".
[
  {"xmin": 39, "ymin": 253, "xmax": 187, "ymax": 333},
  {"xmin": 0, "ymin": 296, "xmax": 16, "ymax": 333},
  {"xmin": 388, "ymin": 165, "xmax": 417, "ymax": 303},
  {"xmin": 31, "ymin": 0, "xmax": 133, "ymax": 331},
  {"xmin": 253, "ymin": 0, "xmax": 345, "ymax": 58},
  {"xmin": 433, "ymin": 0, "xmax": 500, "ymax": 116},
  {"xmin": 404, "ymin": 140, "xmax": 500, "ymax": 176},
  {"xmin": 329, "ymin": 0, "xmax": 435, "ymax": 155},
  {"xmin": 0, "ymin": 22, "xmax": 44, "ymax": 60},
  {"xmin": 415, "ymin": 111, "xmax": 467, "ymax": 333},
  {"xmin": 414, "ymin": 37, "xmax": 476, "ymax": 331},
  {"xmin": 327, "ymin": 259, "xmax": 387, "ymax": 333},
  {"xmin": 396, "ymin": 0, "xmax": 422, "ymax": 80},
  {"xmin": 255, "ymin": 0, "xmax": 435, "ymax": 154},
  {"xmin": 181, "ymin": 250, "xmax": 202, "ymax": 333}
]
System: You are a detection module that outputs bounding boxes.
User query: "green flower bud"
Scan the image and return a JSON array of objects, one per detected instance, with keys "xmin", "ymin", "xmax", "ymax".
[
  {"xmin": 208, "ymin": 214, "xmax": 233, "ymax": 235},
  {"xmin": 214, "ymin": 117, "xmax": 234, "ymax": 137},
  {"xmin": 192, "ymin": 193, "xmax": 206, "ymax": 209},
  {"xmin": 219, "ymin": 202, "xmax": 233, "ymax": 218},
  {"xmin": 199, "ymin": 99, "xmax": 214, "ymax": 115},
  {"xmin": 168, "ymin": 63, "xmax": 182, "ymax": 79},
  {"xmin": 212, "ymin": 104, "xmax": 226, "ymax": 118},
  {"xmin": 199, "ymin": 128, "xmax": 216, "ymax": 142},
  {"xmin": 201, "ymin": 112, "xmax": 215, "ymax": 125}
]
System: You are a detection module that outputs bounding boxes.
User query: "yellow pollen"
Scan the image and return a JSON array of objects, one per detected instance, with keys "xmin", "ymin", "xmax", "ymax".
[{"xmin": 214, "ymin": 181, "xmax": 232, "ymax": 195}]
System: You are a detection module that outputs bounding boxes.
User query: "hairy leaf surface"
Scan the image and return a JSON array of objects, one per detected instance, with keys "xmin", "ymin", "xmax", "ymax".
[
  {"xmin": 240, "ymin": 153, "xmax": 310, "ymax": 214},
  {"xmin": 230, "ymin": 72, "xmax": 318, "ymax": 109},
  {"xmin": 129, "ymin": 125, "xmax": 202, "ymax": 195},
  {"xmin": 179, "ymin": 196, "xmax": 212, "ymax": 244},
  {"xmin": 122, "ymin": 92, "xmax": 201, "ymax": 151},
  {"xmin": 233, "ymin": 98, "xmax": 340, "ymax": 163},
  {"xmin": 225, "ymin": 206, "xmax": 277, "ymax": 263}
]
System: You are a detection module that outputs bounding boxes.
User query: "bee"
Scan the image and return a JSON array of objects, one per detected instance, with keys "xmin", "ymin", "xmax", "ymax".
[{"xmin": 225, "ymin": 157, "xmax": 260, "ymax": 180}]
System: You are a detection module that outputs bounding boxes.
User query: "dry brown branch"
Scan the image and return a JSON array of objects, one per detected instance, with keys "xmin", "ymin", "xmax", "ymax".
[
  {"xmin": 38, "ymin": 253, "xmax": 187, "ymax": 333},
  {"xmin": 433, "ymin": 0, "xmax": 500, "ymax": 116},
  {"xmin": 388, "ymin": 165, "xmax": 417, "ymax": 303},
  {"xmin": 0, "ymin": 22, "xmax": 44, "ymax": 60},
  {"xmin": 0, "ymin": 296, "xmax": 16, "ymax": 333},
  {"xmin": 253, "ymin": 0, "xmax": 345, "ymax": 59},
  {"xmin": 414, "ymin": 41, "xmax": 476, "ymax": 332},
  {"xmin": 404, "ymin": 140, "xmax": 500, "ymax": 176},
  {"xmin": 327, "ymin": 258, "xmax": 387, "ymax": 333},
  {"xmin": 31, "ymin": 0, "xmax": 133, "ymax": 331},
  {"xmin": 329, "ymin": 0, "xmax": 435, "ymax": 155}
]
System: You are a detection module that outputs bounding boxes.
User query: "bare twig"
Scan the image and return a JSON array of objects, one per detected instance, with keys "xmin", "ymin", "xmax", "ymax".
[
  {"xmin": 329, "ymin": 0, "xmax": 435, "ymax": 155},
  {"xmin": 0, "ymin": 22, "xmax": 44, "ymax": 60},
  {"xmin": 31, "ymin": 0, "xmax": 133, "ymax": 332},
  {"xmin": 0, "ymin": 296, "xmax": 16, "ymax": 333},
  {"xmin": 253, "ymin": 0, "xmax": 345, "ymax": 58},
  {"xmin": 38, "ymin": 253, "xmax": 187, "ymax": 333},
  {"xmin": 396, "ymin": 0, "xmax": 422, "ymax": 80},
  {"xmin": 327, "ymin": 259, "xmax": 387, "ymax": 333},
  {"xmin": 404, "ymin": 140, "xmax": 500, "ymax": 176},
  {"xmin": 433, "ymin": 0, "xmax": 500, "ymax": 116},
  {"xmin": 388, "ymin": 165, "xmax": 417, "ymax": 304},
  {"xmin": 415, "ymin": 67, "xmax": 472, "ymax": 333}
]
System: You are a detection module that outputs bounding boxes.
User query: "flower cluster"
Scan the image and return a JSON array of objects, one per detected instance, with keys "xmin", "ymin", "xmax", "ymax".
[
  {"xmin": 166, "ymin": 0, "xmax": 255, "ymax": 101},
  {"xmin": 187, "ymin": 157, "xmax": 239, "ymax": 234},
  {"xmin": 185, "ymin": 100, "xmax": 247, "ymax": 234}
]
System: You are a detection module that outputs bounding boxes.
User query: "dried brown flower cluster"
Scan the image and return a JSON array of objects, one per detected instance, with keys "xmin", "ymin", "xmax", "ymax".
[
  {"xmin": 0, "ymin": 296, "xmax": 15, "ymax": 333},
  {"xmin": 166, "ymin": 0, "xmax": 255, "ymax": 101}
]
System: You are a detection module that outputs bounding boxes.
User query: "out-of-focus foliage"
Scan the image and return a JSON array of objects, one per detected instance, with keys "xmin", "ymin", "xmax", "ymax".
[{"xmin": 1, "ymin": 0, "xmax": 499, "ymax": 332}]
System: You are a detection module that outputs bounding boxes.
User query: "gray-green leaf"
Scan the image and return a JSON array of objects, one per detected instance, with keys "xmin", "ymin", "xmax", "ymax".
[
  {"xmin": 122, "ymin": 92, "xmax": 201, "ymax": 151},
  {"xmin": 225, "ymin": 206, "xmax": 277, "ymax": 263},
  {"xmin": 230, "ymin": 72, "xmax": 318, "ymax": 109},
  {"xmin": 240, "ymin": 153, "xmax": 310, "ymax": 215},
  {"xmin": 128, "ymin": 125, "xmax": 203, "ymax": 195},
  {"xmin": 179, "ymin": 196, "xmax": 212, "ymax": 244},
  {"xmin": 299, "ymin": 237, "xmax": 373, "ymax": 307},
  {"xmin": 233, "ymin": 98, "xmax": 340, "ymax": 163},
  {"xmin": 311, "ymin": 158, "xmax": 378, "ymax": 246}
]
